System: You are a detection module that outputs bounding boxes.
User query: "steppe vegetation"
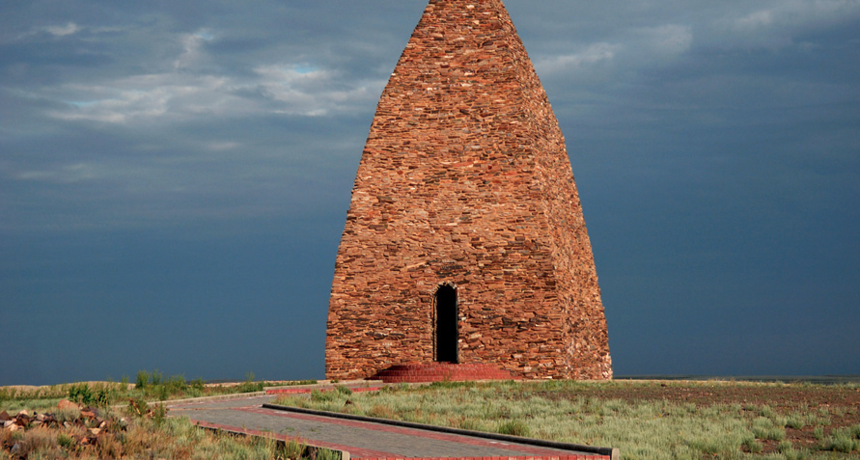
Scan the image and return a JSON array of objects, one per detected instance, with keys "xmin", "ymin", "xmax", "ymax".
[
  {"xmin": 275, "ymin": 379, "xmax": 860, "ymax": 460},
  {"xmin": 0, "ymin": 373, "xmax": 332, "ymax": 459},
  {"xmin": 0, "ymin": 370, "xmax": 316, "ymax": 412}
]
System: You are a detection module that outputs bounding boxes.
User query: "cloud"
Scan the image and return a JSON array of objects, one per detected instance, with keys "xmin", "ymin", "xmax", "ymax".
[
  {"xmin": 254, "ymin": 64, "xmax": 384, "ymax": 116},
  {"xmin": 735, "ymin": 10, "xmax": 775, "ymax": 30},
  {"xmin": 207, "ymin": 141, "xmax": 240, "ymax": 151},
  {"xmin": 34, "ymin": 25, "xmax": 387, "ymax": 124},
  {"xmin": 638, "ymin": 25, "xmax": 693, "ymax": 58},
  {"xmin": 723, "ymin": 0, "xmax": 860, "ymax": 49},
  {"xmin": 734, "ymin": 0, "xmax": 860, "ymax": 31},
  {"xmin": 174, "ymin": 30, "xmax": 214, "ymax": 70},
  {"xmin": 45, "ymin": 22, "xmax": 80, "ymax": 37},
  {"xmin": 49, "ymin": 74, "xmax": 237, "ymax": 123},
  {"xmin": 535, "ymin": 43, "xmax": 619, "ymax": 74},
  {"xmin": 45, "ymin": 64, "xmax": 385, "ymax": 123},
  {"xmin": 16, "ymin": 163, "xmax": 98, "ymax": 183}
]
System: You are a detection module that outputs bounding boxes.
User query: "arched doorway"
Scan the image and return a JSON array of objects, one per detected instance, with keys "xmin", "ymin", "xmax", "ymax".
[{"xmin": 435, "ymin": 284, "xmax": 458, "ymax": 363}]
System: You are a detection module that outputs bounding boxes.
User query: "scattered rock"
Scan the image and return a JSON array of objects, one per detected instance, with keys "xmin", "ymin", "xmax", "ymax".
[{"xmin": 57, "ymin": 399, "xmax": 80, "ymax": 411}]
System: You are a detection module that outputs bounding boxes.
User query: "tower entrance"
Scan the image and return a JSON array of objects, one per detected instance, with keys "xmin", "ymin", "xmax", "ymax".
[{"xmin": 435, "ymin": 284, "xmax": 458, "ymax": 363}]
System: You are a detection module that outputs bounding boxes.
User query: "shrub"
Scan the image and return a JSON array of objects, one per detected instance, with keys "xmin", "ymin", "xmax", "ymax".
[
  {"xmin": 813, "ymin": 426, "xmax": 825, "ymax": 440},
  {"xmin": 311, "ymin": 390, "xmax": 335, "ymax": 402},
  {"xmin": 752, "ymin": 416, "xmax": 785, "ymax": 441},
  {"xmin": 335, "ymin": 385, "xmax": 353, "ymax": 396},
  {"xmin": 313, "ymin": 446, "xmax": 341, "ymax": 460},
  {"xmin": 56, "ymin": 432, "xmax": 75, "ymax": 449},
  {"xmin": 238, "ymin": 372, "xmax": 265, "ymax": 393},
  {"xmin": 136, "ymin": 370, "xmax": 149, "ymax": 389},
  {"xmin": 191, "ymin": 378, "xmax": 206, "ymax": 391},
  {"xmin": 157, "ymin": 384, "xmax": 170, "ymax": 401},
  {"xmin": 278, "ymin": 438, "xmax": 306, "ymax": 459},
  {"xmin": 164, "ymin": 375, "xmax": 187, "ymax": 394},
  {"xmin": 152, "ymin": 403, "xmax": 168, "ymax": 426},
  {"xmin": 128, "ymin": 396, "xmax": 150, "ymax": 418},
  {"xmin": 149, "ymin": 369, "xmax": 163, "ymax": 386},
  {"xmin": 826, "ymin": 428, "xmax": 859, "ymax": 453},
  {"xmin": 95, "ymin": 387, "xmax": 115, "ymax": 407},
  {"xmin": 742, "ymin": 437, "xmax": 763, "ymax": 453},
  {"xmin": 785, "ymin": 415, "xmax": 806, "ymax": 429},
  {"xmin": 67, "ymin": 383, "xmax": 94, "ymax": 405},
  {"xmin": 498, "ymin": 420, "xmax": 530, "ymax": 437}
]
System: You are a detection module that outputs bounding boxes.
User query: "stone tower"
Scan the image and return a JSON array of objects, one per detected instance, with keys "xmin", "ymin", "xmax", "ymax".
[{"xmin": 325, "ymin": 0, "xmax": 612, "ymax": 381}]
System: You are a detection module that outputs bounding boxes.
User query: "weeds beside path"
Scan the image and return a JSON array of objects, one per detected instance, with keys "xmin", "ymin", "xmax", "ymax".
[
  {"xmin": 275, "ymin": 379, "xmax": 860, "ymax": 460},
  {"xmin": 0, "ymin": 375, "xmax": 333, "ymax": 460}
]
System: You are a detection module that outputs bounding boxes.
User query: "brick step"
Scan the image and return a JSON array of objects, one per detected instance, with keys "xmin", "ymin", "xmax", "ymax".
[{"xmin": 371, "ymin": 363, "xmax": 514, "ymax": 383}]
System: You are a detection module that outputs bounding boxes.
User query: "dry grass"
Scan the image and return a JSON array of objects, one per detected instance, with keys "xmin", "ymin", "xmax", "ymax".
[
  {"xmin": 0, "ymin": 405, "xmax": 340, "ymax": 460},
  {"xmin": 275, "ymin": 379, "xmax": 860, "ymax": 460}
]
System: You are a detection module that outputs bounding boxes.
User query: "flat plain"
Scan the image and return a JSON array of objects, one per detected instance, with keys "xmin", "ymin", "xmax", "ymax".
[{"xmin": 276, "ymin": 379, "xmax": 860, "ymax": 460}]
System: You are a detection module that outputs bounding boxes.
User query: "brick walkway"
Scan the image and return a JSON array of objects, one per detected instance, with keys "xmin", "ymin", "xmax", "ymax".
[{"xmin": 167, "ymin": 395, "xmax": 613, "ymax": 459}]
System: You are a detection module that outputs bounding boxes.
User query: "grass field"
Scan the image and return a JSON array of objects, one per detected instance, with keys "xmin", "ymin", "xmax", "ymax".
[
  {"xmin": 274, "ymin": 379, "xmax": 860, "ymax": 460},
  {"xmin": 0, "ymin": 375, "xmax": 333, "ymax": 460},
  {"xmin": 0, "ymin": 371, "xmax": 318, "ymax": 412}
]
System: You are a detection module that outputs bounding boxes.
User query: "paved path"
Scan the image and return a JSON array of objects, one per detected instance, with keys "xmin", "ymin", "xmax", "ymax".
[{"xmin": 167, "ymin": 395, "xmax": 609, "ymax": 459}]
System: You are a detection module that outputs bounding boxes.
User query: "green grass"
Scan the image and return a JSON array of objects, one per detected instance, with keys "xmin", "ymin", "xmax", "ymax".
[
  {"xmin": 273, "ymin": 379, "xmax": 860, "ymax": 460},
  {"xmin": 0, "ymin": 371, "xmax": 315, "ymax": 410}
]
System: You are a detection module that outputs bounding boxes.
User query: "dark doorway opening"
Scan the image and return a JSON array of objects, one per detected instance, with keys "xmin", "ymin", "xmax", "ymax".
[{"xmin": 435, "ymin": 284, "xmax": 458, "ymax": 363}]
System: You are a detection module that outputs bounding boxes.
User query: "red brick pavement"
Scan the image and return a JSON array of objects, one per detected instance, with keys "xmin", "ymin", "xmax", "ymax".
[{"xmin": 170, "ymin": 395, "xmax": 613, "ymax": 459}]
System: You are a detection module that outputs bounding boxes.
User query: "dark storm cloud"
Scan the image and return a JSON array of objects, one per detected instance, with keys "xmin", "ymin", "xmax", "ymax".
[{"xmin": 1, "ymin": 0, "xmax": 858, "ymax": 384}]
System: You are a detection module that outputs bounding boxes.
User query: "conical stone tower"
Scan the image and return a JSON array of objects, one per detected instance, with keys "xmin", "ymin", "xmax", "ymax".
[{"xmin": 326, "ymin": 0, "xmax": 612, "ymax": 381}]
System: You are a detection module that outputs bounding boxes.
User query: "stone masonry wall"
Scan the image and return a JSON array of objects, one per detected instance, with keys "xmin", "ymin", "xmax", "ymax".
[{"xmin": 325, "ymin": 0, "xmax": 612, "ymax": 381}]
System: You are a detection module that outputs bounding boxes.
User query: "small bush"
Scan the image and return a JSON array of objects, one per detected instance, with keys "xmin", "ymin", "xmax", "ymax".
[
  {"xmin": 152, "ymin": 403, "xmax": 168, "ymax": 426},
  {"xmin": 742, "ymin": 437, "xmax": 763, "ymax": 453},
  {"xmin": 498, "ymin": 420, "xmax": 530, "ymax": 437},
  {"xmin": 752, "ymin": 416, "xmax": 785, "ymax": 441},
  {"xmin": 335, "ymin": 385, "xmax": 353, "ymax": 396},
  {"xmin": 157, "ymin": 384, "xmax": 170, "ymax": 401},
  {"xmin": 127, "ymin": 396, "xmax": 150, "ymax": 417},
  {"xmin": 238, "ymin": 372, "xmax": 265, "ymax": 393},
  {"xmin": 135, "ymin": 370, "xmax": 149, "ymax": 389},
  {"xmin": 67, "ymin": 383, "xmax": 94, "ymax": 405},
  {"xmin": 56, "ymin": 432, "xmax": 75, "ymax": 449},
  {"xmin": 150, "ymin": 369, "xmax": 163, "ymax": 386},
  {"xmin": 311, "ymin": 390, "xmax": 335, "ymax": 402},
  {"xmin": 278, "ymin": 438, "xmax": 306, "ymax": 459},
  {"xmin": 191, "ymin": 377, "xmax": 205, "ymax": 391},
  {"xmin": 813, "ymin": 426, "xmax": 825, "ymax": 440},
  {"xmin": 164, "ymin": 375, "xmax": 187, "ymax": 394},
  {"xmin": 826, "ymin": 428, "xmax": 859, "ymax": 453},
  {"xmin": 313, "ymin": 446, "xmax": 341, "ymax": 460},
  {"xmin": 785, "ymin": 415, "xmax": 806, "ymax": 429}
]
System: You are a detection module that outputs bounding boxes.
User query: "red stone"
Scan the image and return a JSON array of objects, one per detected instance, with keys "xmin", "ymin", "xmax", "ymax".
[{"xmin": 326, "ymin": 0, "xmax": 612, "ymax": 381}]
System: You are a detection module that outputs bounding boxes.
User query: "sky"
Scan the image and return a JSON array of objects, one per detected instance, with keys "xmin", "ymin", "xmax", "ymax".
[{"xmin": 1, "ymin": 0, "xmax": 858, "ymax": 386}]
